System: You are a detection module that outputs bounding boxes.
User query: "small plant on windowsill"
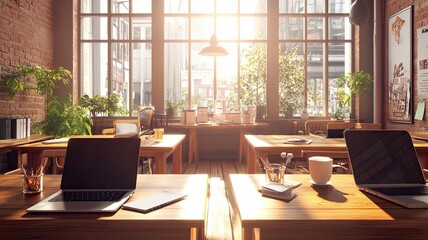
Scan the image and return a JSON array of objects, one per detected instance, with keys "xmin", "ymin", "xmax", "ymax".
[{"xmin": 166, "ymin": 99, "xmax": 186, "ymax": 118}]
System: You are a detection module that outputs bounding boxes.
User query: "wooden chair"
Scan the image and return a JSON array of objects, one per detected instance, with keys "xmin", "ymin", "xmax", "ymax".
[
  {"xmin": 137, "ymin": 106, "xmax": 155, "ymax": 133},
  {"xmin": 354, "ymin": 123, "xmax": 382, "ymax": 129},
  {"xmin": 301, "ymin": 150, "xmax": 351, "ymax": 174},
  {"xmin": 327, "ymin": 121, "xmax": 354, "ymax": 130},
  {"xmin": 41, "ymin": 149, "xmax": 67, "ymax": 174},
  {"xmin": 304, "ymin": 120, "xmax": 344, "ymax": 135}
]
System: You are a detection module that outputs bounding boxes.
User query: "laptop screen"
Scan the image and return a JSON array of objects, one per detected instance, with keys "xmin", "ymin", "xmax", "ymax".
[
  {"xmin": 61, "ymin": 138, "xmax": 141, "ymax": 190},
  {"xmin": 344, "ymin": 130, "xmax": 425, "ymax": 185}
]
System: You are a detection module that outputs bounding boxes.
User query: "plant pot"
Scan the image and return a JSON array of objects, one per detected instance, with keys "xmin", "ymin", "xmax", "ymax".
[{"xmin": 166, "ymin": 108, "xmax": 177, "ymax": 119}]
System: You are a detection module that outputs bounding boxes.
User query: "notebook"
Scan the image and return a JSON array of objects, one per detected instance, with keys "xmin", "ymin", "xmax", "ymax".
[
  {"xmin": 123, "ymin": 191, "xmax": 187, "ymax": 213},
  {"xmin": 344, "ymin": 129, "xmax": 428, "ymax": 208},
  {"xmin": 27, "ymin": 137, "xmax": 141, "ymax": 213}
]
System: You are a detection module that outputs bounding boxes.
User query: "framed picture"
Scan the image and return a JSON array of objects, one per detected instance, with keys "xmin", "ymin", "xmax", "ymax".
[{"xmin": 388, "ymin": 6, "xmax": 413, "ymax": 123}]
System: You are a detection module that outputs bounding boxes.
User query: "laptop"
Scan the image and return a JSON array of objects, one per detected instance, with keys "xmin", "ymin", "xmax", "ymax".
[
  {"xmin": 344, "ymin": 129, "xmax": 428, "ymax": 208},
  {"xmin": 27, "ymin": 137, "xmax": 141, "ymax": 213}
]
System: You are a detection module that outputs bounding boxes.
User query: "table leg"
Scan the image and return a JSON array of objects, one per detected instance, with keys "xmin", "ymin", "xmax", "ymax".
[
  {"xmin": 247, "ymin": 146, "xmax": 256, "ymax": 174},
  {"xmin": 242, "ymin": 227, "xmax": 253, "ymax": 240},
  {"xmin": 238, "ymin": 129, "xmax": 245, "ymax": 163},
  {"xmin": 154, "ymin": 153, "xmax": 167, "ymax": 174},
  {"xmin": 188, "ymin": 128, "xmax": 198, "ymax": 163},
  {"xmin": 172, "ymin": 142, "xmax": 183, "ymax": 174}
]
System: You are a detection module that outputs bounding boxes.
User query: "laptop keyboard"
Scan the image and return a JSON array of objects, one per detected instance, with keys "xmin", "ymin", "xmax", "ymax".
[
  {"xmin": 370, "ymin": 186, "xmax": 428, "ymax": 196},
  {"xmin": 49, "ymin": 191, "xmax": 128, "ymax": 202}
]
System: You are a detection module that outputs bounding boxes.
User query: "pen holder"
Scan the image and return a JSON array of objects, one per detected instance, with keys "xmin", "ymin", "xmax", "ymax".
[{"xmin": 264, "ymin": 163, "xmax": 285, "ymax": 184}]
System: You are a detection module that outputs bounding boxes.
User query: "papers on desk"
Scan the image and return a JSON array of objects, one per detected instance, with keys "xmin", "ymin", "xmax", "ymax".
[
  {"xmin": 42, "ymin": 138, "xmax": 70, "ymax": 144},
  {"xmin": 284, "ymin": 138, "xmax": 312, "ymax": 145},
  {"xmin": 260, "ymin": 181, "xmax": 301, "ymax": 201}
]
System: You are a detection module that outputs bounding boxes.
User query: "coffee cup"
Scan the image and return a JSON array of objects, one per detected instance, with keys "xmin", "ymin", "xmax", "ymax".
[{"xmin": 308, "ymin": 156, "xmax": 333, "ymax": 185}]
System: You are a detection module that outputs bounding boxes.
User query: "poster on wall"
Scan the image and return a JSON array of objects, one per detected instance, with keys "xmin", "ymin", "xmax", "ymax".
[
  {"xmin": 388, "ymin": 6, "xmax": 413, "ymax": 123},
  {"xmin": 417, "ymin": 26, "xmax": 428, "ymax": 99}
]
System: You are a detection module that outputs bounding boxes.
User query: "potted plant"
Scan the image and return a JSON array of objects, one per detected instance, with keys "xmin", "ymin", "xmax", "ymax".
[
  {"xmin": 166, "ymin": 99, "xmax": 185, "ymax": 118},
  {"xmin": 34, "ymin": 95, "xmax": 92, "ymax": 137},
  {"xmin": 78, "ymin": 93, "xmax": 127, "ymax": 118},
  {"xmin": 0, "ymin": 64, "xmax": 93, "ymax": 137},
  {"xmin": 333, "ymin": 70, "xmax": 373, "ymax": 120}
]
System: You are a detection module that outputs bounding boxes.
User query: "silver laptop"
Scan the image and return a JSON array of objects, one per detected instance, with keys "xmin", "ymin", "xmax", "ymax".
[
  {"xmin": 27, "ymin": 137, "xmax": 141, "ymax": 213},
  {"xmin": 344, "ymin": 130, "xmax": 428, "ymax": 208}
]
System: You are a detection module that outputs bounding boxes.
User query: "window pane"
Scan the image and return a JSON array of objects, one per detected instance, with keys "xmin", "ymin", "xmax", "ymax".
[
  {"xmin": 132, "ymin": 17, "xmax": 151, "ymax": 40},
  {"xmin": 111, "ymin": 42, "xmax": 130, "ymax": 114},
  {"xmin": 329, "ymin": 16, "xmax": 351, "ymax": 40},
  {"xmin": 329, "ymin": 0, "xmax": 351, "ymax": 13},
  {"xmin": 307, "ymin": 0, "xmax": 324, "ymax": 13},
  {"xmin": 239, "ymin": 43, "xmax": 267, "ymax": 107},
  {"xmin": 81, "ymin": 43, "xmax": 109, "ymax": 99},
  {"xmin": 81, "ymin": 0, "xmax": 108, "ymax": 13},
  {"xmin": 328, "ymin": 42, "xmax": 352, "ymax": 119},
  {"xmin": 191, "ymin": 0, "xmax": 214, "ymax": 13},
  {"xmin": 307, "ymin": 17, "xmax": 324, "ymax": 40},
  {"xmin": 112, "ymin": 0, "xmax": 129, "ymax": 13},
  {"xmin": 112, "ymin": 17, "xmax": 129, "ymax": 40},
  {"xmin": 279, "ymin": 0, "xmax": 304, "ymax": 13},
  {"xmin": 165, "ymin": 43, "xmax": 189, "ymax": 110},
  {"xmin": 217, "ymin": 0, "xmax": 238, "ymax": 13},
  {"xmin": 279, "ymin": 43, "xmax": 305, "ymax": 117},
  {"xmin": 217, "ymin": 43, "xmax": 238, "ymax": 112},
  {"xmin": 191, "ymin": 17, "xmax": 213, "ymax": 40},
  {"xmin": 307, "ymin": 43, "xmax": 325, "ymax": 117},
  {"xmin": 240, "ymin": 0, "xmax": 267, "ymax": 13},
  {"xmin": 279, "ymin": 17, "xmax": 304, "ymax": 40},
  {"xmin": 132, "ymin": 0, "xmax": 151, "ymax": 13},
  {"xmin": 81, "ymin": 16, "xmax": 108, "ymax": 40},
  {"xmin": 217, "ymin": 16, "xmax": 238, "ymax": 40},
  {"xmin": 132, "ymin": 43, "xmax": 152, "ymax": 111},
  {"xmin": 165, "ymin": 0, "xmax": 188, "ymax": 13},
  {"xmin": 191, "ymin": 43, "xmax": 214, "ymax": 110},
  {"xmin": 240, "ymin": 17, "xmax": 267, "ymax": 40},
  {"xmin": 165, "ymin": 17, "xmax": 188, "ymax": 40}
]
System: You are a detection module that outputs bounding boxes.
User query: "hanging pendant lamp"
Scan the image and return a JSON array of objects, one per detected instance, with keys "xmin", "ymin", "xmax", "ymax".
[
  {"xmin": 199, "ymin": 34, "xmax": 228, "ymax": 56},
  {"xmin": 349, "ymin": 0, "xmax": 369, "ymax": 26}
]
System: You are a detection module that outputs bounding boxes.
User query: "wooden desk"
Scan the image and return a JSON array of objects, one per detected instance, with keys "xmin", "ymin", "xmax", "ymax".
[
  {"xmin": 14, "ymin": 134, "xmax": 185, "ymax": 174},
  {"xmin": 230, "ymin": 174, "xmax": 428, "ymax": 240},
  {"xmin": 168, "ymin": 123, "xmax": 268, "ymax": 163},
  {"xmin": 245, "ymin": 134, "xmax": 428, "ymax": 174},
  {"xmin": 0, "ymin": 174, "xmax": 208, "ymax": 240}
]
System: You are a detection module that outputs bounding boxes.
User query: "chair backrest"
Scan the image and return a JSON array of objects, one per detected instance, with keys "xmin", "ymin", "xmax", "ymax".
[
  {"xmin": 153, "ymin": 113, "xmax": 169, "ymax": 128},
  {"xmin": 354, "ymin": 123, "xmax": 382, "ymax": 129},
  {"xmin": 327, "ymin": 121, "xmax": 354, "ymax": 130},
  {"xmin": 137, "ymin": 106, "xmax": 155, "ymax": 131},
  {"xmin": 304, "ymin": 120, "xmax": 344, "ymax": 135}
]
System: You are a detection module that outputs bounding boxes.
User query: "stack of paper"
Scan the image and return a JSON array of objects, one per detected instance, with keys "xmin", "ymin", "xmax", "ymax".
[{"xmin": 261, "ymin": 183, "xmax": 296, "ymax": 201}]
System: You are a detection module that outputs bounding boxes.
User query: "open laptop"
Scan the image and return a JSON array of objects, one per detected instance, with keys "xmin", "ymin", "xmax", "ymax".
[
  {"xmin": 27, "ymin": 137, "xmax": 141, "ymax": 213},
  {"xmin": 344, "ymin": 129, "xmax": 428, "ymax": 208}
]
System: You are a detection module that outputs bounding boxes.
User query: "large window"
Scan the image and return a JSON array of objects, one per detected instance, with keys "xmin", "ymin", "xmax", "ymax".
[
  {"xmin": 80, "ymin": 0, "xmax": 152, "ymax": 116},
  {"xmin": 79, "ymin": 0, "xmax": 352, "ymax": 118}
]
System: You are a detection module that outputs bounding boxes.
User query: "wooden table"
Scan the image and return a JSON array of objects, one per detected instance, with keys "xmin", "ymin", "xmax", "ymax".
[
  {"xmin": 245, "ymin": 134, "xmax": 428, "ymax": 174},
  {"xmin": 168, "ymin": 123, "xmax": 268, "ymax": 163},
  {"xmin": 0, "ymin": 174, "xmax": 208, "ymax": 240},
  {"xmin": 230, "ymin": 174, "xmax": 428, "ymax": 240},
  {"xmin": 14, "ymin": 134, "xmax": 185, "ymax": 174}
]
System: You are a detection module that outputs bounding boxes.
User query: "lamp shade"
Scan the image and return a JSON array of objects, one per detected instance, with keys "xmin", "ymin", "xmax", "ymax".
[
  {"xmin": 349, "ymin": 0, "xmax": 369, "ymax": 26},
  {"xmin": 199, "ymin": 34, "xmax": 228, "ymax": 56}
]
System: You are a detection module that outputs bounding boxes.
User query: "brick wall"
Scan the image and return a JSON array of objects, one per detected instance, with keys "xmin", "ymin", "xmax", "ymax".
[
  {"xmin": 385, "ymin": 0, "xmax": 428, "ymax": 131},
  {"xmin": 0, "ymin": 0, "xmax": 54, "ymax": 125}
]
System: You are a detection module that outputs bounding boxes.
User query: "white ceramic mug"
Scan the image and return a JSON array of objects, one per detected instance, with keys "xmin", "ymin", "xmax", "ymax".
[{"xmin": 308, "ymin": 156, "xmax": 333, "ymax": 185}]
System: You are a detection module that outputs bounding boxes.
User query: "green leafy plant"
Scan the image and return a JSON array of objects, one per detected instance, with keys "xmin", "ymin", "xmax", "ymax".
[
  {"xmin": 78, "ymin": 93, "xmax": 127, "ymax": 118},
  {"xmin": 1, "ymin": 65, "xmax": 71, "ymax": 100},
  {"xmin": 227, "ymin": 43, "xmax": 304, "ymax": 116},
  {"xmin": 333, "ymin": 70, "xmax": 373, "ymax": 120},
  {"xmin": 34, "ymin": 95, "xmax": 92, "ymax": 138}
]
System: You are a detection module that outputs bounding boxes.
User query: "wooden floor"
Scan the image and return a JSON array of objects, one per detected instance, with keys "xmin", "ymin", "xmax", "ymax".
[{"xmin": 183, "ymin": 158, "xmax": 247, "ymax": 240}]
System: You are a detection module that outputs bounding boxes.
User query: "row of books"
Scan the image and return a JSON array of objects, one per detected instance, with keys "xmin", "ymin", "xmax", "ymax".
[{"xmin": 0, "ymin": 118, "xmax": 31, "ymax": 140}]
